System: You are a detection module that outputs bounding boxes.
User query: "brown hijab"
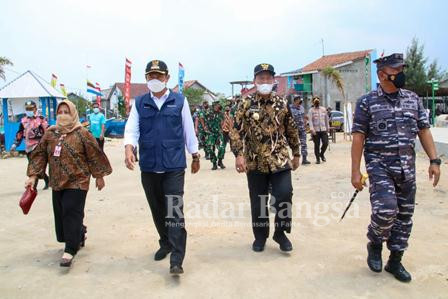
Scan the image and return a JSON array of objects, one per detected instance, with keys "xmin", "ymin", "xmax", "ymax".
[{"xmin": 52, "ymin": 100, "xmax": 82, "ymax": 134}]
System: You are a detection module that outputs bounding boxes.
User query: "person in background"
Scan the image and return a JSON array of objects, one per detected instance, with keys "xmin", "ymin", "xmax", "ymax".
[
  {"xmin": 25, "ymin": 100, "xmax": 112, "ymax": 267},
  {"xmin": 11, "ymin": 100, "xmax": 49, "ymax": 189},
  {"xmin": 308, "ymin": 96, "xmax": 330, "ymax": 164},
  {"xmin": 88, "ymin": 102, "xmax": 106, "ymax": 151}
]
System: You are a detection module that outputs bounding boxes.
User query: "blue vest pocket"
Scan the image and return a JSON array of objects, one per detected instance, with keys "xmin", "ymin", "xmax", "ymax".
[
  {"xmin": 139, "ymin": 141, "xmax": 156, "ymax": 169},
  {"xmin": 162, "ymin": 139, "xmax": 185, "ymax": 169}
]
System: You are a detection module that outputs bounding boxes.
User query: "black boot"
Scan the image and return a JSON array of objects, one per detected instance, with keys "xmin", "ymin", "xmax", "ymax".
[
  {"xmin": 212, "ymin": 163, "xmax": 218, "ymax": 170},
  {"xmin": 385, "ymin": 251, "xmax": 412, "ymax": 282},
  {"xmin": 252, "ymin": 239, "xmax": 266, "ymax": 252},
  {"xmin": 367, "ymin": 242, "xmax": 383, "ymax": 272},
  {"xmin": 273, "ymin": 231, "xmax": 293, "ymax": 252},
  {"xmin": 218, "ymin": 159, "xmax": 226, "ymax": 169},
  {"xmin": 316, "ymin": 158, "xmax": 321, "ymax": 164},
  {"xmin": 302, "ymin": 157, "xmax": 311, "ymax": 165}
]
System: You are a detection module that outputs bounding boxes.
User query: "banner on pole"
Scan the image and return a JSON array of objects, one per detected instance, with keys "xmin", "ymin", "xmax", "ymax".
[{"xmin": 124, "ymin": 58, "xmax": 132, "ymax": 113}]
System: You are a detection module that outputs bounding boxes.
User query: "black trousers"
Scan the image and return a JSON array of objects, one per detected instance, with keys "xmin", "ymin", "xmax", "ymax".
[
  {"xmin": 246, "ymin": 170, "xmax": 293, "ymax": 240},
  {"xmin": 312, "ymin": 131, "xmax": 329, "ymax": 160},
  {"xmin": 95, "ymin": 138, "xmax": 104, "ymax": 151},
  {"xmin": 141, "ymin": 171, "xmax": 186, "ymax": 266},
  {"xmin": 52, "ymin": 189, "xmax": 87, "ymax": 256}
]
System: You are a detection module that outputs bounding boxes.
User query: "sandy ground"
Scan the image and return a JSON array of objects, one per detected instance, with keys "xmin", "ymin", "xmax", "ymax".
[{"xmin": 0, "ymin": 134, "xmax": 447, "ymax": 299}]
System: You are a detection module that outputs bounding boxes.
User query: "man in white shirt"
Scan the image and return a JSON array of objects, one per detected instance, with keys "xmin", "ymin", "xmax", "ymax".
[{"xmin": 124, "ymin": 60, "xmax": 200, "ymax": 275}]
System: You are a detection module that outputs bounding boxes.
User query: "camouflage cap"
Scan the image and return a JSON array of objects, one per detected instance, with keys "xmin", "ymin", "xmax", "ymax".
[{"xmin": 373, "ymin": 53, "xmax": 406, "ymax": 69}]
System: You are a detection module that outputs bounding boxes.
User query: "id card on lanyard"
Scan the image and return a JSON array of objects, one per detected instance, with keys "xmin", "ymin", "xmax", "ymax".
[{"xmin": 53, "ymin": 134, "xmax": 67, "ymax": 157}]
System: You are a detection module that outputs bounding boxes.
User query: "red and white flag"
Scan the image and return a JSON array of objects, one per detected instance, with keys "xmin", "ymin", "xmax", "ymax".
[{"xmin": 124, "ymin": 58, "xmax": 132, "ymax": 114}]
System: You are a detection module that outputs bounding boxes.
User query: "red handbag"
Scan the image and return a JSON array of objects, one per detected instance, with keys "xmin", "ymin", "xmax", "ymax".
[{"xmin": 19, "ymin": 186, "xmax": 38, "ymax": 215}]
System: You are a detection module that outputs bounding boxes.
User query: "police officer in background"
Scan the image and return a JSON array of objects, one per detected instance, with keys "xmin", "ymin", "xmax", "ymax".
[
  {"xmin": 124, "ymin": 60, "xmax": 200, "ymax": 275},
  {"xmin": 230, "ymin": 63, "xmax": 301, "ymax": 253},
  {"xmin": 11, "ymin": 100, "xmax": 49, "ymax": 189},
  {"xmin": 351, "ymin": 53, "xmax": 441, "ymax": 283},
  {"xmin": 290, "ymin": 96, "xmax": 310, "ymax": 165}
]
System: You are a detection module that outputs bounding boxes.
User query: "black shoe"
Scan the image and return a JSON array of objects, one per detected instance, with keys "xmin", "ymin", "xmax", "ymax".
[
  {"xmin": 320, "ymin": 154, "xmax": 326, "ymax": 162},
  {"xmin": 367, "ymin": 242, "xmax": 383, "ymax": 273},
  {"xmin": 43, "ymin": 184, "xmax": 49, "ymax": 190},
  {"xmin": 252, "ymin": 239, "xmax": 266, "ymax": 252},
  {"xmin": 43, "ymin": 176, "xmax": 49, "ymax": 190},
  {"xmin": 385, "ymin": 251, "xmax": 412, "ymax": 282},
  {"xmin": 212, "ymin": 163, "xmax": 218, "ymax": 170},
  {"xmin": 79, "ymin": 225, "xmax": 87, "ymax": 248},
  {"xmin": 218, "ymin": 159, "xmax": 226, "ymax": 169},
  {"xmin": 170, "ymin": 264, "xmax": 184, "ymax": 275},
  {"xmin": 316, "ymin": 159, "xmax": 321, "ymax": 164},
  {"xmin": 154, "ymin": 247, "xmax": 172, "ymax": 261},
  {"xmin": 273, "ymin": 231, "xmax": 293, "ymax": 252},
  {"xmin": 302, "ymin": 159, "xmax": 311, "ymax": 165}
]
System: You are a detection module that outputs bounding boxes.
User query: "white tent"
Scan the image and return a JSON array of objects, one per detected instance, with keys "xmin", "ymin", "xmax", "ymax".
[
  {"xmin": 1, "ymin": 70, "xmax": 66, "ymax": 151},
  {"xmin": 0, "ymin": 70, "xmax": 65, "ymax": 99}
]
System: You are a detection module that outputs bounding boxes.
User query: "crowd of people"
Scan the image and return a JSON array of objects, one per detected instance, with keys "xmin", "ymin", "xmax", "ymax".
[{"xmin": 9, "ymin": 55, "xmax": 441, "ymax": 283}]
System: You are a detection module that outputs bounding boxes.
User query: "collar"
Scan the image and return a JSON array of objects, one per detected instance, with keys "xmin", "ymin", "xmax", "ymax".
[
  {"xmin": 150, "ymin": 89, "xmax": 170, "ymax": 101},
  {"xmin": 377, "ymin": 85, "xmax": 404, "ymax": 99}
]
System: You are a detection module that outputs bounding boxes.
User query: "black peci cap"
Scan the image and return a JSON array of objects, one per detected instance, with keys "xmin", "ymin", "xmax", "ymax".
[{"xmin": 145, "ymin": 60, "xmax": 169, "ymax": 75}]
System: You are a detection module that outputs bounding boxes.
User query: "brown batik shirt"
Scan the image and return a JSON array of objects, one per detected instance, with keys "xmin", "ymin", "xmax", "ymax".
[
  {"xmin": 229, "ymin": 92, "xmax": 301, "ymax": 173},
  {"xmin": 27, "ymin": 126, "xmax": 112, "ymax": 191}
]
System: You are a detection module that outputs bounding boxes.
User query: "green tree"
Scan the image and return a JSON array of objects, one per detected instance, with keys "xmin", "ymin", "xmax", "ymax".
[
  {"xmin": 117, "ymin": 95, "xmax": 127, "ymax": 118},
  {"xmin": 322, "ymin": 66, "xmax": 345, "ymax": 104},
  {"xmin": 0, "ymin": 57, "xmax": 13, "ymax": 81},
  {"xmin": 404, "ymin": 38, "xmax": 428, "ymax": 94},
  {"xmin": 183, "ymin": 88, "xmax": 205, "ymax": 107},
  {"xmin": 427, "ymin": 59, "xmax": 444, "ymax": 81}
]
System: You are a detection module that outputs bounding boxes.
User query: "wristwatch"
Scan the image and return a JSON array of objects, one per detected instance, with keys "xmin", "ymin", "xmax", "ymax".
[
  {"xmin": 430, "ymin": 158, "xmax": 441, "ymax": 166},
  {"xmin": 192, "ymin": 153, "xmax": 200, "ymax": 162}
]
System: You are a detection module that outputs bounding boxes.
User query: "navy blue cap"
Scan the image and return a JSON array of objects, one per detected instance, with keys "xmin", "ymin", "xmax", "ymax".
[
  {"xmin": 254, "ymin": 63, "xmax": 275, "ymax": 77},
  {"xmin": 373, "ymin": 53, "xmax": 406, "ymax": 69}
]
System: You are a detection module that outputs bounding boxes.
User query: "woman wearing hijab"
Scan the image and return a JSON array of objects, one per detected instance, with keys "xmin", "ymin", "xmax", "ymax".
[{"xmin": 25, "ymin": 100, "xmax": 112, "ymax": 267}]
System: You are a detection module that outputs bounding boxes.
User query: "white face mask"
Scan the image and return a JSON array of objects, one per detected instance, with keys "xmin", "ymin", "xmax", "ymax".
[
  {"xmin": 147, "ymin": 79, "xmax": 166, "ymax": 93},
  {"xmin": 93, "ymin": 108, "xmax": 100, "ymax": 113},
  {"xmin": 25, "ymin": 111, "xmax": 35, "ymax": 117},
  {"xmin": 256, "ymin": 83, "xmax": 273, "ymax": 95}
]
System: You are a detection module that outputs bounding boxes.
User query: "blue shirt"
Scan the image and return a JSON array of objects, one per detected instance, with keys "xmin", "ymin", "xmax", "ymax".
[{"xmin": 89, "ymin": 112, "xmax": 106, "ymax": 138}]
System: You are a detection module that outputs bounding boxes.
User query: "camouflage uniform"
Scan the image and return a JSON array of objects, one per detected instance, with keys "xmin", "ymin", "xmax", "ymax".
[
  {"xmin": 205, "ymin": 109, "xmax": 225, "ymax": 165},
  {"xmin": 230, "ymin": 91, "xmax": 300, "ymax": 240},
  {"xmin": 197, "ymin": 108, "xmax": 210, "ymax": 153},
  {"xmin": 289, "ymin": 104, "xmax": 308, "ymax": 160},
  {"xmin": 352, "ymin": 86, "xmax": 430, "ymax": 251}
]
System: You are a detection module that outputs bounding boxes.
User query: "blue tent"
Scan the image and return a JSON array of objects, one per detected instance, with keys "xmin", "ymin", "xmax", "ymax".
[{"xmin": 0, "ymin": 70, "xmax": 66, "ymax": 151}]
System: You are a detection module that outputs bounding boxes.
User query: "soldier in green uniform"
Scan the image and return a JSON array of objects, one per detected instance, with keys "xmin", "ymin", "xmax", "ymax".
[
  {"xmin": 206, "ymin": 101, "xmax": 226, "ymax": 170},
  {"xmin": 230, "ymin": 63, "xmax": 301, "ymax": 252},
  {"xmin": 195, "ymin": 101, "xmax": 211, "ymax": 160}
]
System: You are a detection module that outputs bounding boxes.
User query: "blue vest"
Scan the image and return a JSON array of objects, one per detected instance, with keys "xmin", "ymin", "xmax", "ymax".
[{"xmin": 136, "ymin": 90, "xmax": 186, "ymax": 172}]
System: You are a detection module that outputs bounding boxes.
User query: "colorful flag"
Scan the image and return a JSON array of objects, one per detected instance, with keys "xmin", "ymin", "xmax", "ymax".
[
  {"xmin": 178, "ymin": 62, "xmax": 185, "ymax": 95},
  {"xmin": 96, "ymin": 82, "xmax": 101, "ymax": 105},
  {"xmin": 51, "ymin": 74, "xmax": 58, "ymax": 88},
  {"xmin": 124, "ymin": 58, "xmax": 132, "ymax": 114},
  {"xmin": 60, "ymin": 83, "xmax": 67, "ymax": 97},
  {"xmin": 87, "ymin": 80, "xmax": 102, "ymax": 96}
]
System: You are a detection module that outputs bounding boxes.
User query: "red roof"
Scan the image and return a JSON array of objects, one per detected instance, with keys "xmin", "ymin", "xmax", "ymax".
[
  {"xmin": 172, "ymin": 80, "xmax": 215, "ymax": 95},
  {"xmin": 114, "ymin": 83, "xmax": 148, "ymax": 99},
  {"xmin": 302, "ymin": 50, "xmax": 372, "ymax": 72}
]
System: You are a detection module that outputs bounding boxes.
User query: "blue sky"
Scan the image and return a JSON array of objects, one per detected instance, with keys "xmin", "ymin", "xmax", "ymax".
[{"xmin": 1, "ymin": 0, "xmax": 447, "ymax": 96}]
